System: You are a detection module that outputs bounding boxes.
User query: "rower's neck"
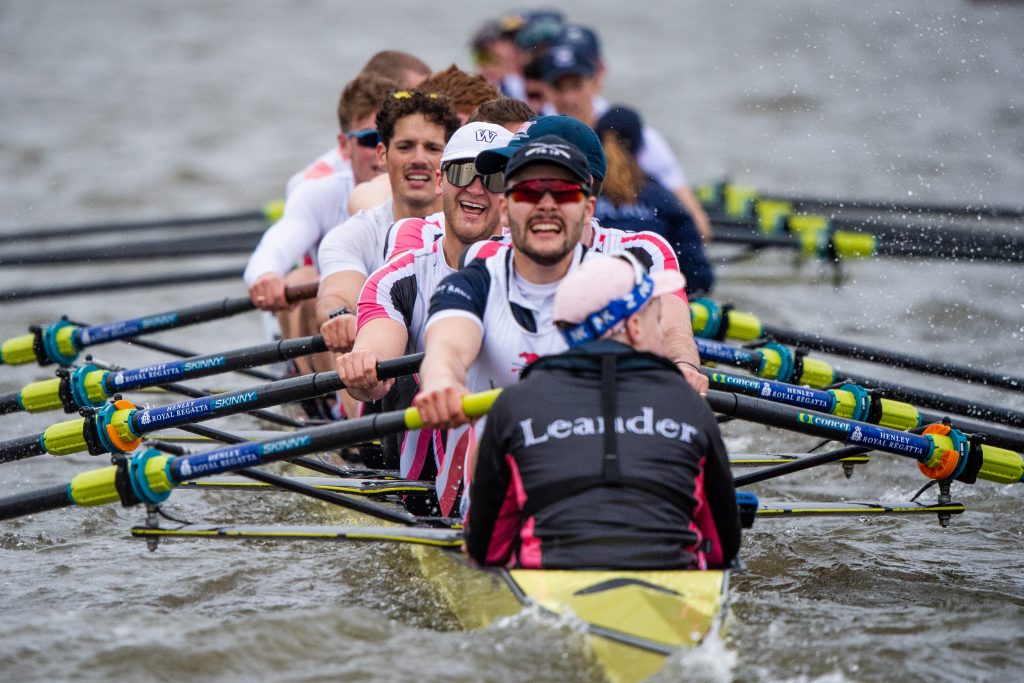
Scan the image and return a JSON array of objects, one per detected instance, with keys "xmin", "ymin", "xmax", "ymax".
[
  {"xmin": 392, "ymin": 194, "xmax": 441, "ymax": 222},
  {"xmin": 512, "ymin": 248, "xmax": 575, "ymax": 285},
  {"xmin": 441, "ymin": 236, "xmax": 462, "ymax": 270}
]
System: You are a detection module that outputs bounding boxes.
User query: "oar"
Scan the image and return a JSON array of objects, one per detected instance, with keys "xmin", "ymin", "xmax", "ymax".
[
  {"xmin": 0, "ymin": 230, "xmax": 264, "ymax": 267},
  {"xmin": 699, "ymin": 180, "xmax": 1024, "ymax": 221},
  {"xmin": 0, "ymin": 281, "xmax": 317, "ymax": 367},
  {"xmin": 708, "ymin": 390, "xmax": 1022, "ymax": 485},
  {"xmin": 695, "ymin": 336, "xmax": 1024, "ymax": 433},
  {"xmin": 0, "ymin": 267, "xmax": 244, "ymax": 302},
  {"xmin": 0, "ymin": 389, "xmax": 499, "ymax": 521},
  {"xmin": 691, "ymin": 298, "xmax": 1024, "ymax": 392},
  {"xmin": 703, "ymin": 367, "xmax": 1024, "ymax": 452},
  {"xmin": 0, "ymin": 201, "xmax": 283, "ymax": 244},
  {"xmin": 0, "ymin": 353, "xmax": 424, "ymax": 463},
  {"xmin": 709, "ymin": 225, "xmax": 1023, "ymax": 263},
  {"xmin": 0, "ymin": 335, "xmax": 327, "ymax": 416}
]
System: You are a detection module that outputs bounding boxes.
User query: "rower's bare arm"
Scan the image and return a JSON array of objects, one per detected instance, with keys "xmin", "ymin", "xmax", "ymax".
[
  {"xmin": 317, "ymin": 271, "xmax": 369, "ymax": 352},
  {"xmin": 661, "ymin": 295, "xmax": 709, "ymax": 396},
  {"xmin": 337, "ymin": 318, "xmax": 408, "ymax": 402},
  {"xmin": 414, "ymin": 317, "xmax": 483, "ymax": 429},
  {"xmin": 675, "ymin": 186, "xmax": 713, "ymax": 244}
]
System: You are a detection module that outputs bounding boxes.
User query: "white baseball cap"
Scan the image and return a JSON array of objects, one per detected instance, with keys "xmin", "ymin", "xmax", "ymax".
[{"xmin": 440, "ymin": 122, "xmax": 515, "ymax": 165}]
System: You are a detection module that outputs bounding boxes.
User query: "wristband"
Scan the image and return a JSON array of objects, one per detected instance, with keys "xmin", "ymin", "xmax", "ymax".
[{"xmin": 328, "ymin": 306, "xmax": 354, "ymax": 319}]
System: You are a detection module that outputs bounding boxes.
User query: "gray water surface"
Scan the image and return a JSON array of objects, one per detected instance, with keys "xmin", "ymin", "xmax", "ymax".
[{"xmin": 1, "ymin": 2, "xmax": 1022, "ymax": 681}]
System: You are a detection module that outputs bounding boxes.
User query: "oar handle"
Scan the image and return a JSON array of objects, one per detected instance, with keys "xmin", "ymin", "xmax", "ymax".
[
  {"xmin": 378, "ymin": 353, "xmax": 424, "ymax": 379},
  {"xmin": 284, "ymin": 281, "xmax": 318, "ymax": 303},
  {"xmin": 0, "ymin": 484, "xmax": 70, "ymax": 521}
]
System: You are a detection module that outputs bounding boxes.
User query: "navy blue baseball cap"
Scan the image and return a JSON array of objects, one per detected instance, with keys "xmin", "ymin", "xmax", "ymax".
[
  {"xmin": 596, "ymin": 106, "xmax": 644, "ymax": 156},
  {"xmin": 475, "ymin": 114, "xmax": 607, "ymax": 181},
  {"xmin": 555, "ymin": 25, "xmax": 602, "ymax": 63},
  {"xmin": 504, "ymin": 135, "xmax": 592, "ymax": 189},
  {"xmin": 515, "ymin": 10, "xmax": 565, "ymax": 49},
  {"xmin": 542, "ymin": 42, "xmax": 598, "ymax": 83}
]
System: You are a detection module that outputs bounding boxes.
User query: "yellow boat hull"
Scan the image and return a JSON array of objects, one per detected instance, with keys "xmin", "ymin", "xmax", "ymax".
[{"xmin": 412, "ymin": 547, "xmax": 729, "ymax": 683}]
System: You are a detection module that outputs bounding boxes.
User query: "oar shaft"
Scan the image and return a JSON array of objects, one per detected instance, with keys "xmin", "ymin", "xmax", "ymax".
[
  {"xmin": 0, "ymin": 208, "xmax": 271, "ymax": 244},
  {"xmin": 0, "ymin": 267, "xmax": 244, "ymax": 303},
  {"xmin": 0, "ymin": 231, "xmax": 263, "ymax": 267},
  {"xmin": 0, "ymin": 434, "xmax": 47, "ymax": 463},
  {"xmin": 0, "ymin": 484, "xmax": 70, "ymax": 519},
  {"xmin": 763, "ymin": 325, "xmax": 1023, "ymax": 392},
  {"xmin": 734, "ymin": 445, "xmax": 871, "ymax": 487}
]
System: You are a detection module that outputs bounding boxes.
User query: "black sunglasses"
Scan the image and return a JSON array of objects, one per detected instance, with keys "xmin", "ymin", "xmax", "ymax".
[
  {"xmin": 346, "ymin": 128, "xmax": 380, "ymax": 148},
  {"xmin": 443, "ymin": 160, "xmax": 504, "ymax": 193}
]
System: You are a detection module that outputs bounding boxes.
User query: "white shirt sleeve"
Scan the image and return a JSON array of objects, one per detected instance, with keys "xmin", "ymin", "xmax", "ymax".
[
  {"xmin": 637, "ymin": 125, "xmax": 688, "ymax": 191},
  {"xmin": 243, "ymin": 175, "xmax": 349, "ymax": 285}
]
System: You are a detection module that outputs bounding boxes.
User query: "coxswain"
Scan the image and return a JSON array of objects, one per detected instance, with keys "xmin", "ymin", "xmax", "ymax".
[{"xmin": 464, "ymin": 252, "xmax": 741, "ymax": 569}]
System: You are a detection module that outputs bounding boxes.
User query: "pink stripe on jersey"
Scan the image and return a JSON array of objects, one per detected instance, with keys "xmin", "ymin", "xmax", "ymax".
[
  {"xmin": 689, "ymin": 455, "xmax": 720, "ymax": 568},
  {"xmin": 482, "ymin": 453, "xmax": 529, "ymax": 566},
  {"xmin": 357, "ymin": 251, "xmax": 416, "ymax": 330},
  {"xmin": 303, "ymin": 160, "xmax": 335, "ymax": 181},
  {"xmin": 618, "ymin": 231, "xmax": 689, "ymax": 304}
]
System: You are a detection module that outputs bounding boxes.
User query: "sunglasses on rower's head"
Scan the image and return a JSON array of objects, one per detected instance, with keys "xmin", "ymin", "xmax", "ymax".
[
  {"xmin": 505, "ymin": 178, "xmax": 591, "ymax": 205},
  {"xmin": 443, "ymin": 160, "xmax": 505, "ymax": 193},
  {"xmin": 346, "ymin": 128, "xmax": 381, "ymax": 148}
]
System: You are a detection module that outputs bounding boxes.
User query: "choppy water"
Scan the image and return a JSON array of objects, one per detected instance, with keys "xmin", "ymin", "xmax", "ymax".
[{"xmin": 1, "ymin": 1, "xmax": 1022, "ymax": 681}]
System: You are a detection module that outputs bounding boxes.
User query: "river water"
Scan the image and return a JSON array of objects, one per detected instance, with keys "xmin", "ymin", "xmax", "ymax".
[{"xmin": 1, "ymin": 1, "xmax": 1022, "ymax": 681}]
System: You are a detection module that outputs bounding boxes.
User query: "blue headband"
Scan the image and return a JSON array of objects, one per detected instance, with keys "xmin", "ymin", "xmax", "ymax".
[{"xmin": 560, "ymin": 273, "xmax": 656, "ymax": 348}]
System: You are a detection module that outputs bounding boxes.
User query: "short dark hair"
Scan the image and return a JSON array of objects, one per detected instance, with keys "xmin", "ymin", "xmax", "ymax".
[
  {"xmin": 337, "ymin": 73, "xmax": 400, "ymax": 132},
  {"xmin": 375, "ymin": 90, "xmax": 461, "ymax": 149},
  {"xmin": 468, "ymin": 97, "xmax": 536, "ymax": 127},
  {"xmin": 360, "ymin": 51, "xmax": 431, "ymax": 86}
]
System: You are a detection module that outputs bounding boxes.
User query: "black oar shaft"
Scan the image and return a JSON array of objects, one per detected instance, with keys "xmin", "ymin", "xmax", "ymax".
[
  {"xmin": 765, "ymin": 328, "xmax": 1024, "ymax": 392},
  {"xmin": 0, "ymin": 231, "xmax": 263, "ymax": 267},
  {"xmin": 115, "ymin": 335, "xmax": 278, "ymax": 382},
  {"xmin": 0, "ymin": 484, "xmax": 70, "ymax": 519},
  {"xmin": 734, "ymin": 445, "xmax": 871, "ymax": 487},
  {"xmin": 0, "ymin": 209, "xmax": 268, "ymax": 244},
  {"xmin": 778, "ymin": 195, "xmax": 1024, "ymax": 220},
  {"xmin": 0, "ymin": 434, "xmax": 47, "ymax": 462},
  {"xmin": 0, "ymin": 267, "xmax": 244, "ymax": 303}
]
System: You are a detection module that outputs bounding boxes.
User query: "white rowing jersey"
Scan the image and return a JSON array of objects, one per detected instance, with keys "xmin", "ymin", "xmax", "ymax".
[
  {"xmin": 244, "ymin": 167, "xmax": 354, "ymax": 285},
  {"xmin": 286, "ymin": 146, "xmax": 347, "ymax": 196},
  {"xmin": 384, "ymin": 212, "xmax": 446, "ymax": 262},
  {"xmin": 358, "ymin": 236, "xmax": 456, "ymax": 481},
  {"xmin": 425, "ymin": 244, "xmax": 590, "ymax": 515},
  {"xmin": 317, "ymin": 199, "xmax": 395, "ymax": 279},
  {"xmin": 463, "ymin": 221, "xmax": 688, "ymax": 304}
]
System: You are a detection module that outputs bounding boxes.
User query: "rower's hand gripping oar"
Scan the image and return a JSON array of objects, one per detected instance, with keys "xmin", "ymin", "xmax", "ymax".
[
  {"xmin": 0, "ymin": 281, "xmax": 317, "ymax": 368},
  {"xmin": 0, "ymin": 335, "xmax": 328, "ymax": 417},
  {"xmin": 0, "ymin": 353, "xmax": 424, "ymax": 463},
  {"xmin": 0, "ymin": 390, "xmax": 500, "ymax": 521}
]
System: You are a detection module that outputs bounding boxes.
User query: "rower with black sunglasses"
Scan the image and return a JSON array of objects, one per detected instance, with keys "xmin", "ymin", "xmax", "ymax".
[{"xmin": 334, "ymin": 122, "xmax": 512, "ymax": 484}]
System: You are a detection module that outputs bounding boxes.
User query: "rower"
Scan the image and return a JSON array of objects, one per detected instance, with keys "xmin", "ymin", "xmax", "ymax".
[
  {"xmin": 464, "ymin": 252, "xmax": 741, "ymax": 570},
  {"xmin": 243, "ymin": 73, "xmax": 397, "ymax": 391},
  {"xmin": 316, "ymin": 90, "xmax": 461, "ymax": 355},
  {"xmin": 413, "ymin": 136, "xmax": 598, "ymax": 514},
  {"xmin": 470, "ymin": 114, "xmax": 708, "ymax": 395},
  {"xmin": 336, "ymin": 121, "xmax": 513, "ymax": 481},
  {"xmin": 595, "ymin": 105, "xmax": 715, "ymax": 295},
  {"xmin": 287, "ymin": 51, "xmax": 430, "ymax": 195},
  {"xmin": 541, "ymin": 38, "xmax": 714, "ymax": 242}
]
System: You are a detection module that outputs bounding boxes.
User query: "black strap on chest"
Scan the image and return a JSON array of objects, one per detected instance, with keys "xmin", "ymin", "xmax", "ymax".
[{"xmin": 520, "ymin": 354, "xmax": 692, "ymax": 520}]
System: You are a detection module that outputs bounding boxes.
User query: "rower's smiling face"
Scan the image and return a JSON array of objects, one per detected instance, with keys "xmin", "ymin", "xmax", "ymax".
[
  {"xmin": 502, "ymin": 163, "xmax": 595, "ymax": 266},
  {"xmin": 380, "ymin": 113, "xmax": 446, "ymax": 211},
  {"xmin": 439, "ymin": 162, "xmax": 504, "ymax": 245}
]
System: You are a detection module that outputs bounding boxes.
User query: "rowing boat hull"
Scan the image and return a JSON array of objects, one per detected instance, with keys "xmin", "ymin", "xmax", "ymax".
[{"xmin": 412, "ymin": 546, "xmax": 729, "ymax": 683}]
